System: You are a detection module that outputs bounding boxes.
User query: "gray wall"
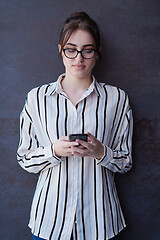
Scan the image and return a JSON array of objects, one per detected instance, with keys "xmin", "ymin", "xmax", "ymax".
[{"xmin": 0, "ymin": 0, "xmax": 160, "ymax": 239}]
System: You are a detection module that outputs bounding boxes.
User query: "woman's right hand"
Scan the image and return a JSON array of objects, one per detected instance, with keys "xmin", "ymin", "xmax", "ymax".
[{"xmin": 54, "ymin": 136, "xmax": 79, "ymax": 158}]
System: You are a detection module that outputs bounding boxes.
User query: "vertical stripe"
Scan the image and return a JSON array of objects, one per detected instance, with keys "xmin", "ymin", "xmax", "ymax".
[
  {"xmin": 113, "ymin": 183, "xmax": 125, "ymax": 229},
  {"xmin": 76, "ymin": 102, "xmax": 83, "ymax": 239},
  {"xmin": 102, "ymin": 85, "xmax": 108, "ymax": 143},
  {"xmin": 56, "ymin": 94, "xmax": 60, "ymax": 139},
  {"xmin": 98, "ymin": 95, "xmax": 104, "ymax": 239},
  {"xmin": 73, "ymin": 218, "xmax": 77, "ymax": 240},
  {"xmin": 49, "ymin": 95, "xmax": 61, "ymax": 239},
  {"xmin": 81, "ymin": 156, "xmax": 85, "ymax": 239},
  {"xmin": 28, "ymin": 122, "xmax": 32, "ymax": 150},
  {"xmin": 30, "ymin": 88, "xmax": 44, "ymax": 146},
  {"xmin": 82, "ymin": 98, "xmax": 86, "ymax": 134},
  {"xmin": 101, "ymin": 86, "xmax": 108, "ymax": 239},
  {"xmin": 102, "ymin": 168, "xmax": 107, "ymax": 239},
  {"xmin": 25, "ymin": 106, "xmax": 33, "ymax": 122},
  {"xmin": 65, "ymin": 106, "xmax": 77, "ymax": 237},
  {"xmin": 81, "ymin": 98, "xmax": 86, "ymax": 239},
  {"xmin": 33, "ymin": 169, "xmax": 51, "ymax": 234},
  {"xmin": 49, "ymin": 164, "xmax": 61, "ymax": 239},
  {"xmin": 37, "ymin": 86, "xmax": 42, "ymax": 125},
  {"xmin": 110, "ymin": 181, "xmax": 119, "ymax": 233},
  {"xmin": 104, "ymin": 169, "xmax": 115, "ymax": 236},
  {"xmin": 57, "ymin": 99, "xmax": 68, "ymax": 240},
  {"xmin": 111, "ymin": 92, "xmax": 127, "ymax": 149},
  {"xmin": 44, "ymin": 85, "xmax": 52, "ymax": 143},
  {"xmin": 125, "ymin": 113, "xmax": 131, "ymax": 154},
  {"xmin": 111, "ymin": 87, "xmax": 120, "ymax": 133},
  {"xmin": 35, "ymin": 135, "xmax": 40, "ymax": 148},
  {"xmin": 57, "ymin": 172, "xmax": 68, "ymax": 239},
  {"xmin": 88, "ymin": 94, "xmax": 93, "ymax": 240},
  {"xmin": 38, "ymin": 169, "xmax": 53, "ymax": 236},
  {"xmin": 94, "ymin": 95, "xmax": 100, "ymax": 239},
  {"xmin": 18, "ymin": 116, "xmax": 24, "ymax": 148}
]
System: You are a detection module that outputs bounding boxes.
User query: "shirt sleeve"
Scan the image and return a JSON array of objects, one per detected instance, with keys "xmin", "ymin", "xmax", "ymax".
[
  {"xmin": 97, "ymin": 96, "xmax": 133, "ymax": 174},
  {"xmin": 17, "ymin": 93, "xmax": 63, "ymax": 174}
]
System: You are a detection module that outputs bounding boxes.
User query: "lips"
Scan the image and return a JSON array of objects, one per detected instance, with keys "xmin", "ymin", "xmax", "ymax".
[{"xmin": 73, "ymin": 64, "xmax": 85, "ymax": 70}]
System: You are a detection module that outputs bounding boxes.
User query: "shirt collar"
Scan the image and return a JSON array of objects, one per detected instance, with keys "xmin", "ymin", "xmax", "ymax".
[
  {"xmin": 45, "ymin": 74, "xmax": 103, "ymax": 98},
  {"xmin": 44, "ymin": 74, "xmax": 65, "ymax": 96},
  {"xmin": 92, "ymin": 76, "xmax": 103, "ymax": 98}
]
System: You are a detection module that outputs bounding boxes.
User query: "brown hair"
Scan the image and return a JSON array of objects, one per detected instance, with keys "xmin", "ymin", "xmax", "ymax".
[{"xmin": 59, "ymin": 12, "xmax": 102, "ymax": 61}]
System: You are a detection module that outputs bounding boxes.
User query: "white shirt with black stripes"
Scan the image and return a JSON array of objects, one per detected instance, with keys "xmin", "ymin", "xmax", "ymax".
[{"xmin": 17, "ymin": 74, "xmax": 133, "ymax": 240}]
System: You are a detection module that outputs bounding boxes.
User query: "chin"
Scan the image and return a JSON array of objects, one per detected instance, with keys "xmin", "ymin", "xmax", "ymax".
[
  {"xmin": 72, "ymin": 69, "xmax": 91, "ymax": 79},
  {"xmin": 74, "ymin": 73, "xmax": 90, "ymax": 80}
]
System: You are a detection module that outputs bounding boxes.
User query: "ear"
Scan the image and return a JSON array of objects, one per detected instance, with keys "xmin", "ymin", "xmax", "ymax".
[{"xmin": 58, "ymin": 44, "xmax": 62, "ymax": 55}]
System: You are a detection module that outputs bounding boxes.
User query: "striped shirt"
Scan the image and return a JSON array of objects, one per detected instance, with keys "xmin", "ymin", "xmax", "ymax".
[{"xmin": 17, "ymin": 74, "xmax": 133, "ymax": 240}]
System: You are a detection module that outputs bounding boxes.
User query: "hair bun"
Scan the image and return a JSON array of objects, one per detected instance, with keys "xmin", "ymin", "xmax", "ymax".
[{"xmin": 70, "ymin": 12, "xmax": 90, "ymax": 19}]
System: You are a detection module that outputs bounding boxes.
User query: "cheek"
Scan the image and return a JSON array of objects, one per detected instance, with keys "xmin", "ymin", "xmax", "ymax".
[
  {"xmin": 88, "ymin": 58, "xmax": 97, "ymax": 69},
  {"xmin": 62, "ymin": 56, "xmax": 70, "ymax": 69},
  {"xmin": 61, "ymin": 53, "xmax": 74, "ymax": 69}
]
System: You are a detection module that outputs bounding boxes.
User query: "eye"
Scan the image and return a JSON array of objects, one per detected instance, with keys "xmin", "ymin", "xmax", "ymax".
[
  {"xmin": 83, "ymin": 49, "xmax": 94, "ymax": 53},
  {"xmin": 66, "ymin": 48, "xmax": 77, "ymax": 53}
]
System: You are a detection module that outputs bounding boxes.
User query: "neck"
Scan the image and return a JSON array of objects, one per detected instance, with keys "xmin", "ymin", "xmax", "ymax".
[
  {"xmin": 62, "ymin": 74, "xmax": 93, "ymax": 91},
  {"xmin": 60, "ymin": 74, "xmax": 93, "ymax": 106}
]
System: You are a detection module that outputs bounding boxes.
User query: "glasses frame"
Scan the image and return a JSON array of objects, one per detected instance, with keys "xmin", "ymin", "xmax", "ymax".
[{"xmin": 62, "ymin": 48, "xmax": 97, "ymax": 59}]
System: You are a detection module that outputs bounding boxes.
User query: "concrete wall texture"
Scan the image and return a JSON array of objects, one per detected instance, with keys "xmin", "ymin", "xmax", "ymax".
[{"xmin": 0, "ymin": 0, "xmax": 160, "ymax": 239}]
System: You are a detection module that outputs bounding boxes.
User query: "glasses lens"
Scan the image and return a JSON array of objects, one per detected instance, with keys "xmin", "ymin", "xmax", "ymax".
[
  {"xmin": 64, "ymin": 49, "xmax": 77, "ymax": 59},
  {"xmin": 82, "ymin": 49, "xmax": 96, "ymax": 59},
  {"xmin": 63, "ymin": 49, "xmax": 96, "ymax": 59}
]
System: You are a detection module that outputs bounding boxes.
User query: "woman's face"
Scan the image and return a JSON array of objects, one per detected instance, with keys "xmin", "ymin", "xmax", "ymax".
[{"xmin": 59, "ymin": 29, "xmax": 98, "ymax": 81}]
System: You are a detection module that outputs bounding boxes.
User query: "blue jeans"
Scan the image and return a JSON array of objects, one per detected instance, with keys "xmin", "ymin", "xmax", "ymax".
[{"xmin": 33, "ymin": 236, "xmax": 44, "ymax": 240}]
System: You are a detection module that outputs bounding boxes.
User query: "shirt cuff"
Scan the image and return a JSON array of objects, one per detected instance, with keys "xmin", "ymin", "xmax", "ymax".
[
  {"xmin": 97, "ymin": 145, "xmax": 113, "ymax": 165},
  {"xmin": 51, "ymin": 144, "xmax": 65, "ymax": 161},
  {"xmin": 42, "ymin": 144, "xmax": 64, "ymax": 163},
  {"xmin": 95, "ymin": 144, "xmax": 106, "ymax": 161}
]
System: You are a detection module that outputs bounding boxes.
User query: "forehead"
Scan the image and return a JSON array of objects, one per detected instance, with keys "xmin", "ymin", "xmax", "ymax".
[{"xmin": 65, "ymin": 29, "xmax": 96, "ymax": 46}]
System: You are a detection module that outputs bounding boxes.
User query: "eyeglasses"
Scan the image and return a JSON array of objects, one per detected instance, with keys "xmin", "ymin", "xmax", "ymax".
[{"xmin": 62, "ymin": 48, "xmax": 97, "ymax": 59}]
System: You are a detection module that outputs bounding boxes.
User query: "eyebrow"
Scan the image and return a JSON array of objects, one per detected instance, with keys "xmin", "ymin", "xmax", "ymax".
[{"xmin": 65, "ymin": 43, "xmax": 95, "ymax": 48}]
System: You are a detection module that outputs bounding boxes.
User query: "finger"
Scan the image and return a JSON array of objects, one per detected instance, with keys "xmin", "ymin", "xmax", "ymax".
[
  {"xmin": 65, "ymin": 141, "xmax": 79, "ymax": 148},
  {"xmin": 72, "ymin": 147, "xmax": 88, "ymax": 155},
  {"xmin": 75, "ymin": 145, "xmax": 86, "ymax": 149},
  {"xmin": 59, "ymin": 136, "xmax": 69, "ymax": 141},
  {"xmin": 66, "ymin": 150, "xmax": 74, "ymax": 156},
  {"xmin": 75, "ymin": 139, "xmax": 89, "ymax": 148},
  {"xmin": 87, "ymin": 132, "xmax": 96, "ymax": 142}
]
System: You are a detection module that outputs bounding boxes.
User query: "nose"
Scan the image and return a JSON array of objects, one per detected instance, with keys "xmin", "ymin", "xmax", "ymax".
[{"xmin": 76, "ymin": 52, "xmax": 84, "ymax": 62}]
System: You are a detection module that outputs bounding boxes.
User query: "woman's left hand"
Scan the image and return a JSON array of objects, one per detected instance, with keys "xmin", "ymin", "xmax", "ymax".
[{"xmin": 71, "ymin": 132, "xmax": 105, "ymax": 160}]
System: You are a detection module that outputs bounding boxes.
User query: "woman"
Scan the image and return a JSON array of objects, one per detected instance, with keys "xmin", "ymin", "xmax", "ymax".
[{"xmin": 17, "ymin": 12, "xmax": 133, "ymax": 240}]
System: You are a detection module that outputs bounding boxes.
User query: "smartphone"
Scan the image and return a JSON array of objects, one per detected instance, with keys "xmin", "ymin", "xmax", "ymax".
[{"xmin": 69, "ymin": 133, "xmax": 88, "ymax": 142}]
